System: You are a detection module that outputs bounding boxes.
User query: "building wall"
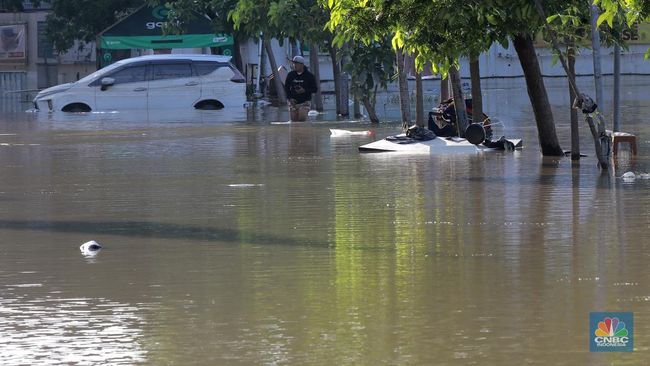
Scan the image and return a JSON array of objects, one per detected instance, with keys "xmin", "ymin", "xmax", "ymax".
[
  {"xmin": 473, "ymin": 42, "xmax": 650, "ymax": 78},
  {"xmin": 1, "ymin": 11, "xmax": 96, "ymax": 96},
  {"xmin": 0, "ymin": 11, "xmax": 45, "ymax": 91}
]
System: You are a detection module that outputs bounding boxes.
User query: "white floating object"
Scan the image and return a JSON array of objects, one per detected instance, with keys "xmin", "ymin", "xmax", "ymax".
[
  {"xmin": 330, "ymin": 129, "xmax": 373, "ymax": 137},
  {"xmin": 80, "ymin": 240, "xmax": 102, "ymax": 256},
  {"xmin": 358, "ymin": 134, "xmax": 521, "ymax": 154},
  {"xmin": 639, "ymin": 173, "xmax": 650, "ymax": 179},
  {"xmin": 622, "ymin": 171, "xmax": 636, "ymax": 179},
  {"xmin": 308, "ymin": 110, "xmax": 319, "ymax": 116}
]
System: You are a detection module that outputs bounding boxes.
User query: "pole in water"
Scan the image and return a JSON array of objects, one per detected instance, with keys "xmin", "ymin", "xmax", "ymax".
[{"xmin": 613, "ymin": 44, "xmax": 621, "ymax": 132}]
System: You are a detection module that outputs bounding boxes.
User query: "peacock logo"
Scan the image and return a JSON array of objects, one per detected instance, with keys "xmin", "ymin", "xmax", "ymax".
[
  {"xmin": 590, "ymin": 312, "xmax": 633, "ymax": 352},
  {"xmin": 595, "ymin": 317, "xmax": 628, "ymax": 337}
]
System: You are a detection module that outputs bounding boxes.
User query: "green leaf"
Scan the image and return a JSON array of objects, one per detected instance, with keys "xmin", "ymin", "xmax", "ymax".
[
  {"xmin": 597, "ymin": 12, "xmax": 614, "ymax": 27},
  {"xmin": 551, "ymin": 52, "xmax": 559, "ymax": 66},
  {"xmin": 391, "ymin": 31, "xmax": 404, "ymax": 50}
]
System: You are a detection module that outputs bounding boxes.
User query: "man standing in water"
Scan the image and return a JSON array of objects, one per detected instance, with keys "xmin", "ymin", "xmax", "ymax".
[{"xmin": 284, "ymin": 55, "xmax": 317, "ymax": 121}]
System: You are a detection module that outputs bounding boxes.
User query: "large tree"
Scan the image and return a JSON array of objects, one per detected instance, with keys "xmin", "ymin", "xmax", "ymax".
[
  {"xmin": 344, "ymin": 39, "xmax": 395, "ymax": 123},
  {"xmin": 327, "ymin": 1, "xmax": 414, "ymax": 126},
  {"xmin": 267, "ymin": 0, "xmax": 331, "ymax": 110},
  {"xmin": 229, "ymin": 0, "xmax": 288, "ymax": 101},
  {"xmin": 327, "ymin": 0, "xmax": 572, "ymax": 156}
]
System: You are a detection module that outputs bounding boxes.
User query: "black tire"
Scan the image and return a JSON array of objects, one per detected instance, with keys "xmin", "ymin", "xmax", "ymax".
[
  {"xmin": 465, "ymin": 123, "xmax": 486, "ymax": 145},
  {"xmin": 195, "ymin": 100, "xmax": 224, "ymax": 110},
  {"xmin": 62, "ymin": 103, "xmax": 91, "ymax": 113}
]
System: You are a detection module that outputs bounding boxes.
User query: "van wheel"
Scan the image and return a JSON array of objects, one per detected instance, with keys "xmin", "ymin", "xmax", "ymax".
[
  {"xmin": 195, "ymin": 100, "xmax": 224, "ymax": 110},
  {"xmin": 62, "ymin": 103, "xmax": 91, "ymax": 113}
]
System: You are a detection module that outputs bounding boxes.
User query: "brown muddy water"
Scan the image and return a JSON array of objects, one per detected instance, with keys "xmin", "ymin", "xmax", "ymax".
[{"xmin": 1, "ymin": 77, "xmax": 649, "ymax": 365}]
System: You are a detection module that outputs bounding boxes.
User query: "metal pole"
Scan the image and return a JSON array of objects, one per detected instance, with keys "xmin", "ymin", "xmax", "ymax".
[{"xmin": 613, "ymin": 44, "xmax": 621, "ymax": 132}]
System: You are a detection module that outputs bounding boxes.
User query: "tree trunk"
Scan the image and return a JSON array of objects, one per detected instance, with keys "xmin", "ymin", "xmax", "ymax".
[
  {"xmin": 512, "ymin": 34, "xmax": 563, "ymax": 156},
  {"xmin": 532, "ymin": 0, "xmax": 608, "ymax": 167},
  {"xmin": 291, "ymin": 40, "xmax": 300, "ymax": 58},
  {"xmin": 440, "ymin": 75, "xmax": 449, "ymax": 102},
  {"xmin": 309, "ymin": 42, "xmax": 324, "ymax": 111},
  {"xmin": 353, "ymin": 94, "xmax": 361, "ymax": 118},
  {"xmin": 448, "ymin": 66, "xmax": 469, "ymax": 137},
  {"xmin": 264, "ymin": 39, "xmax": 286, "ymax": 102},
  {"xmin": 362, "ymin": 97, "xmax": 379, "ymax": 123},
  {"xmin": 415, "ymin": 70, "xmax": 424, "ymax": 127},
  {"xmin": 469, "ymin": 55, "xmax": 483, "ymax": 124},
  {"xmin": 568, "ymin": 42, "xmax": 580, "ymax": 160},
  {"xmin": 328, "ymin": 42, "xmax": 342, "ymax": 115},
  {"xmin": 339, "ymin": 72, "xmax": 349, "ymax": 116},
  {"xmin": 339, "ymin": 43, "xmax": 349, "ymax": 116},
  {"xmin": 396, "ymin": 47, "xmax": 410, "ymax": 129},
  {"xmin": 257, "ymin": 36, "xmax": 265, "ymax": 97},
  {"xmin": 590, "ymin": 5, "xmax": 605, "ymax": 113},
  {"xmin": 232, "ymin": 36, "xmax": 244, "ymax": 72}
]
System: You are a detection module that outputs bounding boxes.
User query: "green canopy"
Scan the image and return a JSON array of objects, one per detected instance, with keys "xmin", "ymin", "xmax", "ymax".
[{"xmin": 98, "ymin": 5, "xmax": 233, "ymax": 50}]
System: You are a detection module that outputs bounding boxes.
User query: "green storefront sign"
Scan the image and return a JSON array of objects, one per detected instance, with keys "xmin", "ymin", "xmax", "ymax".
[
  {"xmin": 98, "ymin": 5, "xmax": 233, "ymax": 50},
  {"xmin": 100, "ymin": 34, "xmax": 233, "ymax": 50}
]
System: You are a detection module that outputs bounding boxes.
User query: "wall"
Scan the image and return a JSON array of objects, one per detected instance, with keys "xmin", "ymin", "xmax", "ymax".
[
  {"xmin": 0, "ymin": 11, "xmax": 44, "ymax": 91},
  {"xmin": 1, "ymin": 11, "xmax": 96, "ymax": 95}
]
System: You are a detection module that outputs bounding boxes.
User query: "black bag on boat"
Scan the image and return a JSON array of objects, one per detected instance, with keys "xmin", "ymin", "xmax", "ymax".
[{"xmin": 405, "ymin": 125, "xmax": 436, "ymax": 141}]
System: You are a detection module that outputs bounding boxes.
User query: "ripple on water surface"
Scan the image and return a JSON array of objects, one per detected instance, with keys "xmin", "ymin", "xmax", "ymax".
[{"xmin": 0, "ymin": 291, "xmax": 148, "ymax": 365}]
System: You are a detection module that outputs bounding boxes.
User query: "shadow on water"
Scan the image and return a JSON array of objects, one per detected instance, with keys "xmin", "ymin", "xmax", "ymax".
[{"xmin": 0, "ymin": 219, "xmax": 325, "ymax": 247}]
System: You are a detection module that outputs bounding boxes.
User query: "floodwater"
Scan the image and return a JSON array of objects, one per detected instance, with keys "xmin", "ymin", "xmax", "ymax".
[{"xmin": 1, "ymin": 77, "xmax": 649, "ymax": 365}]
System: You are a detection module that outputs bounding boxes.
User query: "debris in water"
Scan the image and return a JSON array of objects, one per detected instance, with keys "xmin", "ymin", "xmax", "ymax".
[
  {"xmin": 330, "ymin": 129, "xmax": 373, "ymax": 137},
  {"xmin": 80, "ymin": 240, "xmax": 102, "ymax": 256}
]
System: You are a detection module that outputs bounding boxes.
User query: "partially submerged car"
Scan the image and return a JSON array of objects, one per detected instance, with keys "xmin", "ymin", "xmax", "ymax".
[{"xmin": 33, "ymin": 54, "xmax": 246, "ymax": 113}]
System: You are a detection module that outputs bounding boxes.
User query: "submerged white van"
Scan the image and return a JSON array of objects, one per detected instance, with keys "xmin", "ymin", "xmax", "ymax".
[{"xmin": 33, "ymin": 54, "xmax": 247, "ymax": 112}]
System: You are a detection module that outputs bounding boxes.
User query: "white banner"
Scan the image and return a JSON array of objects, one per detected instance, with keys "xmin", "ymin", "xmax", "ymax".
[{"xmin": 0, "ymin": 24, "xmax": 26, "ymax": 61}]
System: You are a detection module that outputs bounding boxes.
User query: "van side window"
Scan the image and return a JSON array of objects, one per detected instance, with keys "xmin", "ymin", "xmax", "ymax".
[
  {"xmin": 193, "ymin": 61, "xmax": 229, "ymax": 76},
  {"xmin": 152, "ymin": 63, "xmax": 193, "ymax": 80},
  {"xmin": 107, "ymin": 66, "xmax": 147, "ymax": 85}
]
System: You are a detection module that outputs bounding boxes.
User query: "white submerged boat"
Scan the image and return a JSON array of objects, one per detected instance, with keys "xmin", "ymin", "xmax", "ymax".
[{"xmin": 358, "ymin": 134, "xmax": 522, "ymax": 154}]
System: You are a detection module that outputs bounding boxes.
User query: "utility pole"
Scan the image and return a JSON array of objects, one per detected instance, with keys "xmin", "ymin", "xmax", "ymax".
[{"xmin": 613, "ymin": 44, "xmax": 621, "ymax": 132}]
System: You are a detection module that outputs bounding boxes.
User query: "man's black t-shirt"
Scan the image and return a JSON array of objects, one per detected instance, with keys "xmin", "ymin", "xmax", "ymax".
[{"xmin": 284, "ymin": 69, "xmax": 318, "ymax": 104}]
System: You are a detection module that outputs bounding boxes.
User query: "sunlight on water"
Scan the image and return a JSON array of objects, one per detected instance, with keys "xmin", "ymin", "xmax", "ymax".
[{"xmin": 0, "ymin": 293, "xmax": 148, "ymax": 365}]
